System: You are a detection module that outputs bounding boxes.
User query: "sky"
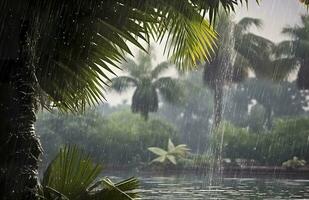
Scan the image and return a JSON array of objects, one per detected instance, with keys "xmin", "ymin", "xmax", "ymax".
[
  {"xmin": 235, "ymin": 0, "xmax": 307, "ymax": 43},
  {"xmin": 105, "ymin": 0, "xmax": 307, "ymax": 106}
]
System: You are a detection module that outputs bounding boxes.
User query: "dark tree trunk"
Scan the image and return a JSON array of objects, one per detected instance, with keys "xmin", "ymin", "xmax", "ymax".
[
  {"xmin": 213, "ymin": 84, "xmax": 223, "ymax": 130},
  {"xmin": 0, "ymin": 19, "xmax": 42, "ymax": 199},
  {"xmin": 297, "ymin": 60, "xmax": 309, "ymax": 90}
]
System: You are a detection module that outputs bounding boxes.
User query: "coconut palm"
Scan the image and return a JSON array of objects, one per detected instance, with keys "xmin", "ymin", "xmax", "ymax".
[
  {"xmin": 111, "ymin": 52, "xmax": 181, "ymax": 120},
  {"xmin": 205, "ymin": 13, "xmax": 297, "ymax": 129},
  {"xmin": 276, "ymin": 15, "xmax": 309, "ymax": 90},
  {"xmin": 203, "ymin": 13, "xmax": 263, "ymax": 129},
  {"xmin": 0, "ymin": 1, "xmax": 252, "ymax": 198}
]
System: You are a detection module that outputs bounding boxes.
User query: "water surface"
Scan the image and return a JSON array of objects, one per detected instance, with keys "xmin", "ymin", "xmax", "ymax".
[{"xmin": 106, "ymin": 172, "xmax": 309, "ymax": 199}]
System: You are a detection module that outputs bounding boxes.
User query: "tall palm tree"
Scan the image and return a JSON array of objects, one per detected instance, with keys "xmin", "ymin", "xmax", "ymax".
[
  {"xmin": 0, "ymin": 1, "xmax": 253, "ymax": 199},
  {"xmin": 205, "ymin": 13, "xmax": 297, "ymax": 129},
  {"xmin": 276, "ymin": 15, "xmax": 309, "ymax": 90},
  {"xmin": 111, "ymin": 52, "xmax": 180, "ymax": 120},
  {"xmin": 203, "ymin": 13, "xmax": 262, "ymax": 129}
]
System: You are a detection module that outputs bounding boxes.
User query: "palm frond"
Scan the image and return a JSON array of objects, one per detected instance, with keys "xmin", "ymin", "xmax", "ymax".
[
  {"xmin": 42, "ymin": 145, "xmax": 102, "ymax": 199},
  {"xmin": 42, "ymin": 145, "xmax": 140, "ymax": 200},
  {"xmin": 154, "ymin": 77, "xmax": 182, "ymax": 103},
  {"xmin": 167, "ymin": 138, "xmax": 175, "ymax": 152},
  {"xmin": 270, "ymin": 58, "xmax": 298, "ymax": 81},
  {"xmin": 131, "ymin": 83, "xmax": 158, "ymax": 120},
  {"xmin": 165, "ymin": 18, "xmax": 217, "ymax": 71},
  {"xmin": 111, "ymin": 76, "xmax": 138, "ymax": 93},
  {"xmin": 148, "ymin": 138, "xmax": 190, "ymax": 165},
  {"xmin": 274, "ymin": 40, "xmax": 295, "ymax": 57},
  {"xmin": 34, "ymin": 0, "xmax": 255, "ymax": 112},
  {"xmin": 235, "ymin": 17, "xmax": 263, "ymax": 34},
  {"xmin": 151, "ymin": 62, "xmax": 171, "ymax": 79},
  {"xmin": 148, "ymin": 147, "xmax": 168, "ymax": 156},
  {"xmin": 89, "ymin": 177, "xmax": 139, "ymax": 200},
  {"xmin": 128, "ymin": 53, "xmax": 153, "ymax": 78}
]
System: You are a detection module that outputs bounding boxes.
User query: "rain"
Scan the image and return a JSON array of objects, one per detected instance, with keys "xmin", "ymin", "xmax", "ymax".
[{"xmin": 1, "ymin": 0, "xmax": 309, "ymax": 199}]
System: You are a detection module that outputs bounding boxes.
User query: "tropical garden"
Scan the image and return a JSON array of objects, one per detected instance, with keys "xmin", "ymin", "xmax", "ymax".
[{"xmin": 1, "ymin": 0, "xmax": 309, "ymax": 199}]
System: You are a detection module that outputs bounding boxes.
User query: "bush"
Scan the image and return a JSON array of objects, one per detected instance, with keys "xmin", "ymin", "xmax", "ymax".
[
  {"xmin": 211, "ymin": 122, "xmax": 261, "ymax": 161},
  {"xmin": 211, "ymin": 118, "xmax": 309, "ymax": 166},
  {"xmin": 259, "ymin": 117, "xmax": 309, "ymax": 164},
  {"xmin": 36, "ymin": 109, "xmax": 178, "ymax": 168},
  {"xmin": 282, "ymin": 156, "xmax": 306, "ymax": 169}
]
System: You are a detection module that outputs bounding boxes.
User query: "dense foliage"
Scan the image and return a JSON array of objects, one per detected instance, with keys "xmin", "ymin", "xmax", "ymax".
[
  {"xmin": 40, "ymin": 145, "xmax": 139, "ymax": 200},
  {"xmin": 212, "ymin": 118, "xmax": 309, "ymax": 165},
  {"xmin": 111, "ymin": 52, "xmax": 181, "ymax": 120},
  {"xmin": 37, "ymin": 108, "xmax": 177, "ymax": 168}
]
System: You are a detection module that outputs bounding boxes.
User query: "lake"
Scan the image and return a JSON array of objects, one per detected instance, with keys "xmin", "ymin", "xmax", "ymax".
[{"xmin": 105, "ymin": 172, "xmax": 309, "ymax": 199}]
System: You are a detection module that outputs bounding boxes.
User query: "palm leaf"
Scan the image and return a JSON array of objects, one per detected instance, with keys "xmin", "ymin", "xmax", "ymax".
[
  {"xmin": 151, "ymin": 62, "xmax": 171, "ymax": 79},
  {"xmin": 111, "ymin": 76, "xmax": 138, "ymax": 93},
  {"xmin": 168, "ymin": 138, "xmax": 175, "ymax": 152},
  {"xmin": 89, "ymin": 177, "xmax": 139, "ymax": 200},
  {"xmin": 42, "ymin": 145, "xmax": 102, "ymax": 200},
  {"xmin": 33, "ymin": 0, "xmax": 255, "ymax": 112},
  {"xmin": 235, "ymin": 17, "xmax": 262, "ymax": 33},
  {"xmin": 154, "ymin": 77, "xmax": 182, "ymax": 103},
  {"xmin": 42, "ymin": 145, "xmax": 139, "ymax": 200},
  {"xmin": 166, "ymin": 155, "xmax": 177, "ymax": 165},
  {"xmin": 148, "ymin": 147, "xmax": 167, "ymax": 156},
  {"xmin": 151, "ymin": 156, "xmax": 167, "ymax": 163}
]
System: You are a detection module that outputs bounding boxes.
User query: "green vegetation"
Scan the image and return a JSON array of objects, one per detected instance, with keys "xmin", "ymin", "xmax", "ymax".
[
  {"xmin": 1, "ymin": 1, "xmax": 245, "ymax": 198},
  {"xmin": 212, "ymin": 118, "xmax": 309, "ymax": 165},
  {"xmin": 37, "ymin": 104, "xmax": 309, "ymax": 168},
  {"xmin": 282, "ymin": 157, "xmax": 306, "ymax": 169},
  {"xmin": 111, "ymin": 52, "xmax": 181, "ymax": 120},
  {"xmin": 278, "ymin": 15, "xmax": 309, "ymax": 89},
  {"xmin": 37, "ymin": 109, "xmax": 177, "ymax": 167},
  {"xmin": 203, "ymin": 14, "xmax": 263, "ymax": 128},
  {"xmin": 148, "ymin": 139, "xmax": 190, "ymax": 165},
  {"xmin": 226, "ymin": 79, "xmax": 309, "ymax": 130},
  {"xmin": 40, "ymin": 145, "xmax": 139, "ymax": 200},
  {"xmin": 2, "ymin": 1, "xmax": 309, "ymax": 198}
]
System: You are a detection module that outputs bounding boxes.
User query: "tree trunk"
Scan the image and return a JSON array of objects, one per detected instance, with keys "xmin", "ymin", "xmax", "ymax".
[
  {"xmin": 213, "ymin": 84, "xmax": 224, "ymax": 130},
  {"xmin": 297, "ymin": 60, "xmax": 309, "ymax": 90},
  {"xmin": 0, "ymin": 18, "xmax": 42, "ymax": 199}
]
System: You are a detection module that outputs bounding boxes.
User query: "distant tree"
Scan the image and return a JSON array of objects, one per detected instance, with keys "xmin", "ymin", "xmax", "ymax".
[
  {"xmin": 203, "ymin": 13, "xmax": 263, "ymax": 128},
  {"xmin": 111, "ymin": 52, "xmax": 181, "ymax": 120},
  {"xmin": 243, "ymin": 79, "xmax": 308, "ymax": 129},
  {"xmin": 158, "ymin": 70, "xmax": 213, "ymax": 151},
  {"xmin": 277, "ymin": 15, "xmax": 309, "ymax": 89}
]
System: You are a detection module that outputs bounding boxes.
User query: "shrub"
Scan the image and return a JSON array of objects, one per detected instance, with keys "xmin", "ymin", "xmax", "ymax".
[
  {"xmin": 36, "ymin": 109, "xmax": 178, "ymax": 168},
  {"xmin": 282, "ymin": 156, "xmax": 306, "ymax": 169}
]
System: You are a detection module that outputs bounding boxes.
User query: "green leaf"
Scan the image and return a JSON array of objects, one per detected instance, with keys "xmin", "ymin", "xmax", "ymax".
[
  {"xmin": 168, "ymin": 138, "xmax": 175, "ymax": 152},
  {"xmin": 148, "ymin": 147, "xmax": 167, "ymax": 156},
  {"xmin": 166, "ymin": 155, "xmax": 177, "ymax": 165}
]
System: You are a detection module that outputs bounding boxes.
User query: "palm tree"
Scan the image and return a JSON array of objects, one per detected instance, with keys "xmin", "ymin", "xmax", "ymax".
[
  {"xmin": 111, "ymin": 52, "xmax": 180, "ymax": 120},
  {"xmin": 205, "ymin": 13, "xmax": 297, "ymax": 129},
  {"xmin": 203, "ymin": 13, "xmax": 262, "ymax": 129},
  {"xmin": 0, "ymin": 1, "xmax": 253, "ymax": 199},
  {"xmin": 276, "ymin": 15, "xmax": 309, "ymax": 90}
]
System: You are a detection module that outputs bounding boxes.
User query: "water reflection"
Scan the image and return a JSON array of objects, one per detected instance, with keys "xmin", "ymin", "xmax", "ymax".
[{"xmin": 107, "ymin": 173, "xmax": 309, "ymax": 199}]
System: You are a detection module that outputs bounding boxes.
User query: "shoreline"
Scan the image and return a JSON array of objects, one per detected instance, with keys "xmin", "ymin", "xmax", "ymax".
[{"xmin": 102, "ymin": 165, "xmax": 309, "ymax": 179}]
